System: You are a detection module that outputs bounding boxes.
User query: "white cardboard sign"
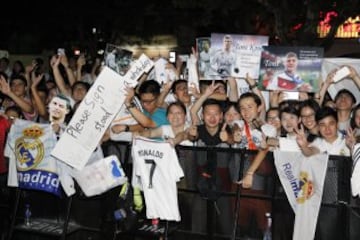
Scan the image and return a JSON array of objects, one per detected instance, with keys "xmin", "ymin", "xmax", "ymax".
[{"xmin": 52, "ymin": 55, "xmax": 153, "ymax": 170}]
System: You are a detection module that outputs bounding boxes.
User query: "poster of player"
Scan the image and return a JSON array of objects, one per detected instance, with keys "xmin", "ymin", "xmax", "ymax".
[
  {"xmin": 208, "ymin": 33, "xmax": 268, "ymax": 80},
  {"xmin": 103, "ymin": 43, "xmax": 133, "ymax": 76},
  {"xmin": 196, "ymin": 37, "xmax": 211, "ymax": 80},
  {"xmin": 259, "ymin": 46, "xmax": 323, "ymax": 92}
]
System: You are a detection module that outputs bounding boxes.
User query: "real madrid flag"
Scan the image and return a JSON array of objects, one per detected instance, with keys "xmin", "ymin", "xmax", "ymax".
[
  {"xmin": 274, "ymin": 150, "xmax": 328, "ymax": 240},
  {"xmin": 5, "ymin": 119, "xmax": 62, "ymax": 196}
]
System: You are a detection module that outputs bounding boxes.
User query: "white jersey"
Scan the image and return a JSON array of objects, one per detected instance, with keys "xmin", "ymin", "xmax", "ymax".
[
  {"xmin": 131, "ymin": 136, "xmax": 184, "ymax": 221},
  {"xmin": 309, "ymin": 133, "xmax": 350, "ymax": 156}
]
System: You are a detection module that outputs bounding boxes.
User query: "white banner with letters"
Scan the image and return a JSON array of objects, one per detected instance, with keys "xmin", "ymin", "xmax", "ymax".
[{"xmin": 274, "ymin": 150, "xmax": 328, "ymax": 240}]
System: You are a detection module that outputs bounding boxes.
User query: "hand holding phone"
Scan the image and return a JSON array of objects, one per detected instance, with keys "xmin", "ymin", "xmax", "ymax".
[{"xmin": 57, "ymin": 48, "xmax": 65, "ymax": 56}]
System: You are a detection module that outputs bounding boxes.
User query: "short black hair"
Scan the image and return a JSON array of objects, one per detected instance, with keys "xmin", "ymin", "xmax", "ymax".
[
  {"xmin": 280, "ymin": 106, "xmax": 300, "ymax": 118},
  {"xmin": 72, "ymin": 81, "xmax": 91, "ymax": 92},
  {"xmin": 299, "ymin": 99, "xmax": 320, "ymax": 113},
  {"xmin": 335, "ymin": 89, "xmax": 356, "ymax": 104},
  {"xmin": 171, "ymin": 79, "xmax": 187, "ymax": 93},
  {"xmin": 202, "ymin": 98, "xmax": 222, "ymax": 111},
  {"xmin": 266, "ymin": 107, "xmax": 279, "ymax": 121},
  {"xmin": 238, "ymin": 92, "xmax": 262, "ymax": 107},
  {"xmin": 223, "ymin": 100, "xmax": 239, "ymax": 114},
  {"xmin": 315, "ymin": 106, "xmax": 338, "ymax": 123},
  {"xmin": 166, "ymin": 101, "xmax": 186, "ymax": 116},
  {"xmin": 138, "ymin": 79, "xmax": 161, "ymax": 96},
  {"xmin": 10, "ymin": 74, "xmax": 27, "ymax": 87}
]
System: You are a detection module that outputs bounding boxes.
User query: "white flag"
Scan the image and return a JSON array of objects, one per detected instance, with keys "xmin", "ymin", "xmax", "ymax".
[
  {"xmin": 274, "ymin": 150, "xmax": 328, "ymax": 240},
  {"xmin": 351, "ymin": 143, "xmax": 360, "ymax": 197}
]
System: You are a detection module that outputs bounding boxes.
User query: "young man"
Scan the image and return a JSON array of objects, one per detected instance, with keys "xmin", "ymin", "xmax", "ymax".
[
  {"xmin": 234, "ymin": 91, "xmax": 271, "ymax": 237},
  {"xmin": 334, "ymin": 89, "xmax": 356, "ymax": 136},
  {"xmin": 188, "ymin": 98, "xmax": 233, "ymax": 235},
  {"xmin": 296, "ymin": 106, "xmax": 350, "ymax": 157},
  {"xmin": 112, "ymin": 80, "xmax": 169, "ymax": 134},
  {"xmin": 0, "ymin": 74, "xmax": 35, "ymax": 121},
  {"xmin": 295, "ymin": 106, "xmax": 351, "ymax": 240}
]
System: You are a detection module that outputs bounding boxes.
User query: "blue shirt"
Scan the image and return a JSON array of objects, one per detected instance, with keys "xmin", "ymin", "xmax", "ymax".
[{"xmin": 143, "ymin": 107, "xmax": 169, "ymax": 127}]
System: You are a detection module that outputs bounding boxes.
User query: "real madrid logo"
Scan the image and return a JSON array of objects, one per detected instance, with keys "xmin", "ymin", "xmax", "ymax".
[
  {"xmin": 15, "ymin": 125, "xmax": 45, "ymax": 171},
  {"xmin": 297, "ymin": 171, "xmax": 314, "ymax": 204}
]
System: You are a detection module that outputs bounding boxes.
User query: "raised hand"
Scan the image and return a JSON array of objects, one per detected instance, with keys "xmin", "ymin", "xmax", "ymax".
[
  {"xmin": 220, "ymin": 123, "xmax": 229, "ymax": 142},
  {"xmin": 345, "ymin": 127, "xmax": 356, "ymax": 150},
  {"xmin": 294, "ymin": 124, "xmax": 308, "ymax": 148}
]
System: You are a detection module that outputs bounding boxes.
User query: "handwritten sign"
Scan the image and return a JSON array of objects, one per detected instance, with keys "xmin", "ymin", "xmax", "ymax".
[{"xmin": 51, "ymin": 55, "xmax": 154, "ymax": 170}]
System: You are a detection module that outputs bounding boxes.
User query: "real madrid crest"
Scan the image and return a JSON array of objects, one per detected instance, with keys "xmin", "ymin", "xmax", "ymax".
[
  {"xmin": 15, "ymin": 125, "xmax": 45, "ymax": 171},
  {"xmin": 297, "ymin": 171, "xmax": 314, "ymax": 204}
]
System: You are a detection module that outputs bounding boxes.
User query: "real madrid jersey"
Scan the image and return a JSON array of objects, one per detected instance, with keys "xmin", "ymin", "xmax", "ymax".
[{"xmin": 131, "ymin": 136, "xmax": 184, "ymax": 221}]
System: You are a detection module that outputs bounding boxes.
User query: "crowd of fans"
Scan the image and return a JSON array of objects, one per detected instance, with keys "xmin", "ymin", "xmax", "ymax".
[{"xmin": 0, "ymin": 48, "xmax": 360, "ymax": 238}]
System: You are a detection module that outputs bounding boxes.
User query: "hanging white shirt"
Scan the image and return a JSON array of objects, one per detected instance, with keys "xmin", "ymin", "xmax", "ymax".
[{"xmin": 131, "ymin": 136, "xmax": 184, "ymax": 221}]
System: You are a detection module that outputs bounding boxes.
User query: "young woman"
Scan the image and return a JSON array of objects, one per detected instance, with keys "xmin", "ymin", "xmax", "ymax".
[
  {"xmin": 299, "ymin": 99, "xmax": 320, "ymax": 143},
  {"xmin": 280, "ymin": 106, "xmax": 301, "ymax": 139},
  {"xmin": 136, "ymin": 101, "xmax": 192, "ymax": 146},
  {"xmin": 350, "ymin": 104, "xmax": 360, "ymax": 137}
]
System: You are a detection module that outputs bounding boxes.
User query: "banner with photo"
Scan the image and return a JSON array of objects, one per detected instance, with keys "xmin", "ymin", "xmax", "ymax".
[
  {"xmin": 259, "ymin": 46, "xmax": 323, "ymax": 92},
  {"xmin": 103, "ymin": 43, "xmax": 133, "ymax": 76},
  {"xmin": 208, "ymin": 33, "xmax": 268, "ymax": 80},
  {"xmin": 321, "ymin": 57, "xmax": 360, "ymax": 105},
  {"xmin": 5, "ymin": 119, "xmax": 62, "ymax": 196}
]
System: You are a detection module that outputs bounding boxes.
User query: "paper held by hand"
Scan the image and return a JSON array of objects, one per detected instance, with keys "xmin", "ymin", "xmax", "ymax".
[{"xmin": 279, "ymin": 137, "xmax": 301, "ymax": 152}]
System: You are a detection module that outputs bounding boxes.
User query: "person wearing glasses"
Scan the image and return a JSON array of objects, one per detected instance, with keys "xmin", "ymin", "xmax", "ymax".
[{"xmin": 112, "ymin": 80, "xmax": 169, "ymax": 135}]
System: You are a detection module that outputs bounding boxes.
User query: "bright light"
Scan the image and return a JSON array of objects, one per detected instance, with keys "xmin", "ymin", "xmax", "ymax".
[{"xmin": 318, "ymin": 12, "xmax": 360, "ymax": 38}]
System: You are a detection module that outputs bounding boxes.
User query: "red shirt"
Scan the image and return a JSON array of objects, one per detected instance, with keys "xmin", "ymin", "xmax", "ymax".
[{"xmin": 0, "ymin": 117, "xmax": 10, "ymax": 174}]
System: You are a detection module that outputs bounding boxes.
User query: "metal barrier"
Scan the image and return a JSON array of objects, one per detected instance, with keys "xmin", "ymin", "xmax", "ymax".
[{"xmin": 3, "ymin": 140, "xmax": 360, "ymax": 240}]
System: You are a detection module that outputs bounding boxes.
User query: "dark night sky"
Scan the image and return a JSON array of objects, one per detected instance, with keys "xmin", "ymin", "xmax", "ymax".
[{"xmin": 0, "ymin": 1, "xmax": 148, "ymax": 53}]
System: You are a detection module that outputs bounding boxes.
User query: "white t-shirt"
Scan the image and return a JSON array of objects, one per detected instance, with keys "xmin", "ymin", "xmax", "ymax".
[
  {"xmin": 131, "ymin": 136, "xmax": 184, "ymax": 221},
  {"xmin": 161, "ymin": 125, "xmax": 192, "ymax": 146},
  {"xmin": 310, "ymin": 133, "xmax": 350, "ymax": 156}
]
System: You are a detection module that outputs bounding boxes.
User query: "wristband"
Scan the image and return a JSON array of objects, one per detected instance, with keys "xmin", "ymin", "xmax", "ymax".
[
  {"xmin": 126, "ymin": 102, "xmax": 136, "ymax": 109},
  {"xmin": 246, "ymin": 171, "xmax": 254, "ymax": 175},
  {"xmin": 249, "ymin": 83, "xmax": 257, "ymax": 89}
]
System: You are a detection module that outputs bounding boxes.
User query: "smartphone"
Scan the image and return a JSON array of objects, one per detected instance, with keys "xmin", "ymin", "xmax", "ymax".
[
  {"xmin": 283, "ymin": 91, "xmax": 299, "ymax": 100},
  {"xmin": 333, "ymin": 66, "xmax": 350, "ymax": 82},
  {"xmin": 57, "ymin": 48, "xmax": 65, "ymax": 56},
  {"xmin": 169, "ymin": 51, "xmax": 176, "ymax": 63}
]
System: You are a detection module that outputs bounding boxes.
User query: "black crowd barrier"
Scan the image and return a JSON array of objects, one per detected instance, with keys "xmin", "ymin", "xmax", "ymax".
[{"xmin": 1, "ymin": 140, "xmax": 360, "ymax": 240}]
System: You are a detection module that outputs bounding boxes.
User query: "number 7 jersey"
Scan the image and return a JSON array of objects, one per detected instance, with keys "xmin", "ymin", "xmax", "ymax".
[{"xmin": 131, "ymin": 136, "xmax": 184, "ymax": 221}]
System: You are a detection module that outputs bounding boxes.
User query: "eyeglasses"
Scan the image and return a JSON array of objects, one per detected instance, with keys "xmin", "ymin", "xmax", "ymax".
[
  {"xmin": 301, "ymin": 113, "xmax": 315, "ymax": 120},
  {"xmin": 141, "ymin": 98, "xmax": 156, "ymax": 104},
  {"xmin": 267, "ymin": 116, "xmax": 280, "ymax": 122}
]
